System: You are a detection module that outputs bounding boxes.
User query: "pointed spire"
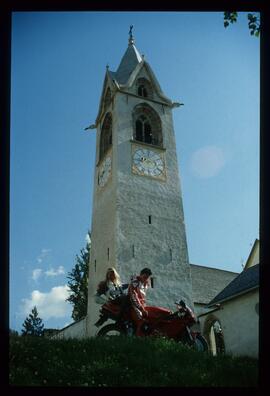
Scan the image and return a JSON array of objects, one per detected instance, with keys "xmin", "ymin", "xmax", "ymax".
[
  {"xmin": 128, "ymin": 25, "xmax": 134, "ymax": 45},
  {"xmin": 115, "ymin": 26, "xmax": 142, "ymax": 84}
]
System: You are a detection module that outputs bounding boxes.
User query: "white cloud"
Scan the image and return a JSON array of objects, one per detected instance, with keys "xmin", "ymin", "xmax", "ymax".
[
  {"xmin": 42, "ymin": 249, "xmax": 51, "ymax": 253},
  {"xmin": 20, "ymin": 285, "xmax": 71, "ymax": 320},
  {"xmin": 31, "ymin": 266, "xmax": 65, "ymax": 281},
  {"xmin": 44, "ymin": 266, "xmax": 65, "ymax": 277},
  {"xmin": 37, "ymin": 248, "xmax": 52, "ymax": 264},
  {"xmin": 32, "ymin": 268, "xmax": 43, "ymax": 281},
  {"xmin": 190, "ymin": 145, "xmax": 226, "ymax": 178}
]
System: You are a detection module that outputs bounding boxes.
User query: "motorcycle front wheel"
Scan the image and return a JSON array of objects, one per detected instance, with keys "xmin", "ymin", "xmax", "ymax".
[
  {"xmin": 193, "ymin": 334, "xmax": 209, "ymax": 352},
  {"xmin": 96, "ymin": 323, "xmax": 124, "ymax": 337}
]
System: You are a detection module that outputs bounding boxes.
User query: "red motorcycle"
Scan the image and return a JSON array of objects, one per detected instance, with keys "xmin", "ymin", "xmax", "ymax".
[{"xmin": 95, "ymin": 297, "xmax": 208, "ymax": 352}]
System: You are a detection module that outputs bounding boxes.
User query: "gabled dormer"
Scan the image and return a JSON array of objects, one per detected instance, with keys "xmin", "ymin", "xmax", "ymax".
[
  {"xmin": 126, "ymin": 61, "xmax": 172, "ymax": 105},
  {"xmin": 244, "ymin": 239, "xmax": 259, "ymax": 270}
]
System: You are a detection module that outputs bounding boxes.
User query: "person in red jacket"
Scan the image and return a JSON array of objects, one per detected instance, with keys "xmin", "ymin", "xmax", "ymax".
[{"xmin": 128, "ymin": 267, "xmax": 170, "ymax": 336}]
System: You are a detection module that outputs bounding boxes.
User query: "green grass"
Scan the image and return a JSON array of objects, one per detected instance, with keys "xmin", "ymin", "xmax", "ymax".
[{"xmin": 9, "ymin": 334, "xmax": 258, "ymax": 387}]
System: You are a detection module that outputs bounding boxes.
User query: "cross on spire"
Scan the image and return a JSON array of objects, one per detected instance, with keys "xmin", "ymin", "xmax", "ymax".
[{"xmin": 128, "ymin": 25, "xmax": 134, "ymax": 45}]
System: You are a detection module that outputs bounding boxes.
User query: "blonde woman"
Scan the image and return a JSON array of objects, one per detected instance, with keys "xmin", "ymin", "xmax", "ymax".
[{"xmin": 95, "ymin": 267, "xmax": 128, "ymax": 304}]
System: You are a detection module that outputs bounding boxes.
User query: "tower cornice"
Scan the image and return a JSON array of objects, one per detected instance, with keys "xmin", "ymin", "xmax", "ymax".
[{"xmin": 93, "ymin": 88, "xmax": 182, "ymax": 128}]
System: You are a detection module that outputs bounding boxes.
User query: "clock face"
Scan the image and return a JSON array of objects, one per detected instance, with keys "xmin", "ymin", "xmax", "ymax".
[
  {"xmin": 132, "ymin": 148, "xmax": 165, "ymax": 178},
  {"xmin": 98, "ymin": 156, "xmax": 112, "ymax": 187}
]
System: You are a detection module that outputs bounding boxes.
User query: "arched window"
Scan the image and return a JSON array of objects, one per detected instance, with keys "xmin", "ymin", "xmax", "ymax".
[
  {"xmin": 99, "ymin": 113, "xmax": 112, "ymax": 161},
  {"xmin": 133, "ymin": 103, "xmax": 162, "ymax": 147},
  {"xmin": 135, "ymin": 115, "xmax": 152, "ymax": 144},
  {"xmin": 203, "ymin": 316, "xmax": 225, "ymax": 356},
  {"xmin": 104, "ymin": 87, "xmax": 111, "ymax": 110},
  {"xmin": 136, "ymin": 78, "xmax": 153, "ymax": 99}
]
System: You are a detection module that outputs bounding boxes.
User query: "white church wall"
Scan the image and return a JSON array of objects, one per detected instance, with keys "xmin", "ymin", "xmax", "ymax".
[
  {"xmin": 51, "ymin": 317, "xmax": 87, "ymax": 340},
  {"xmin": 219, "ymin": 290, "xmax": 259, "ymax": 358},
  {"xmin": 200, "ymin": 290, "xmax": 259, "ymax": 358}
]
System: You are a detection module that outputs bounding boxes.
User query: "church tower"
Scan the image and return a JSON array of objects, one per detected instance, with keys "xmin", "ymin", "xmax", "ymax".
[{"xmin": 87, "ymin": 28, "xmax": 193, "ymax": 336}]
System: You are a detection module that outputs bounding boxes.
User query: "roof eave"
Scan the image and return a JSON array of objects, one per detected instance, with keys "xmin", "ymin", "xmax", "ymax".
[
  {"xmin": 208, "ymin": 285, "xmax": 259, "ymax": 307},
  {"xmin": 197, "ymin": 305, "xmax": 222, "ymax": 318},
  {"xmin": 144, "ymin": 61, "xmax": 173, "ymax": 104},
  {"xmin": 190, "ymin": 263, "xmax": 240, "ymax": 275}
]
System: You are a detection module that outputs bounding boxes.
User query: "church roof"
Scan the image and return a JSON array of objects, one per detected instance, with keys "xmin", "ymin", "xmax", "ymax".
[
  {"xmin": 208, "ymin": 263, "xmax": 259, "ymax": 306},
  {"xmin": 190, "ymin": 264, "xmax": 239, "ymax": 305},
  {"xmin": 115, "ymin": 43, "xmax": 143, "ymax": 85}
]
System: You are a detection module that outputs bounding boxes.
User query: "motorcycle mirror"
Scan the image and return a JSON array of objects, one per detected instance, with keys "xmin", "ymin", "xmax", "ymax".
[{"xmin": 175, "ymin": 300, "xmax": 186, "ymax": 308}]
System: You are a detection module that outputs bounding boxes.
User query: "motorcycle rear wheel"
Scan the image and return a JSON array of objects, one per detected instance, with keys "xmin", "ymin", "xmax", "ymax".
[
  {"xmin": 96, "ymin": 323, "xmax": 124, "ymax": 337},
  {"xmin": 194, "ymin": 334, "xmax": 208, "ymax": 352}
]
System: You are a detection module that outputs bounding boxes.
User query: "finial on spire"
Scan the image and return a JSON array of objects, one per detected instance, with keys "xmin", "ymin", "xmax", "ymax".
[{"xmin": 128, "ymin": 25, "xmax": 134, "ymax": 45}]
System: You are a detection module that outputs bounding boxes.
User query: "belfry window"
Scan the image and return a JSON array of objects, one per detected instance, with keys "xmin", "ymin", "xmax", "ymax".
[
  {"xmin": 138, "ymin": 85, "xmax": 148, "ymax": 97},
  {"xmin": 136, "ymin": 78, "xmax": 153, "ymax": 99},
  {"xmin": 99, "ymin": 112, "xmax": 112, "ymax": 162},
  {"xmin": 135, "ymin": 115, "xmax": 152, "ymax": 144},
  {"xmin": 133, "ymin": 103, "xmax": 163, "ymax": 147}
]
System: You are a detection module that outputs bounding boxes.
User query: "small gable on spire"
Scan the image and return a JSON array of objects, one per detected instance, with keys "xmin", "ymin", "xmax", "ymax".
[{"xmin": 126, "ymin": 61, "xmax": 172, "ymax": 105}]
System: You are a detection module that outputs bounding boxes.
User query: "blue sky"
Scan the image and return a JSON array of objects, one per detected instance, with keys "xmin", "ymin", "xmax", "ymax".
[{"xmin": 10, "ymin": 11, "xmax": 259, "ymax": 332}]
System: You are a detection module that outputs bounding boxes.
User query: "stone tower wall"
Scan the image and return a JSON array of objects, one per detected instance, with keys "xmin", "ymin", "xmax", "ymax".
[
  {"xmin": 113, "ymin": 92, "xmax": 193, "ymax": 310},
  {"xmin": 87, "ymin": 63, "xmax": 193, "ymax": 336}
]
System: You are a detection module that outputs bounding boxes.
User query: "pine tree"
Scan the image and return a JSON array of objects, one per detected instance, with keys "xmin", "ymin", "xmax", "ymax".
[
  {"xmin": 21, "ymin": 306, "xmax": 44, "ymax": 336},
  {"xmin": 9, "ymin": 329, "xmax": 19, "ymax": 336},
  {"xmin": 66, "ymin": 231, "xmax": 90, "ymax": 321}
]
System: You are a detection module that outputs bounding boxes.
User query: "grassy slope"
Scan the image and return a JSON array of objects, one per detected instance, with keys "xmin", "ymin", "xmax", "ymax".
[{"xmin": 9, "ymin": 334, "xmax": 258, "ymax": 387}]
